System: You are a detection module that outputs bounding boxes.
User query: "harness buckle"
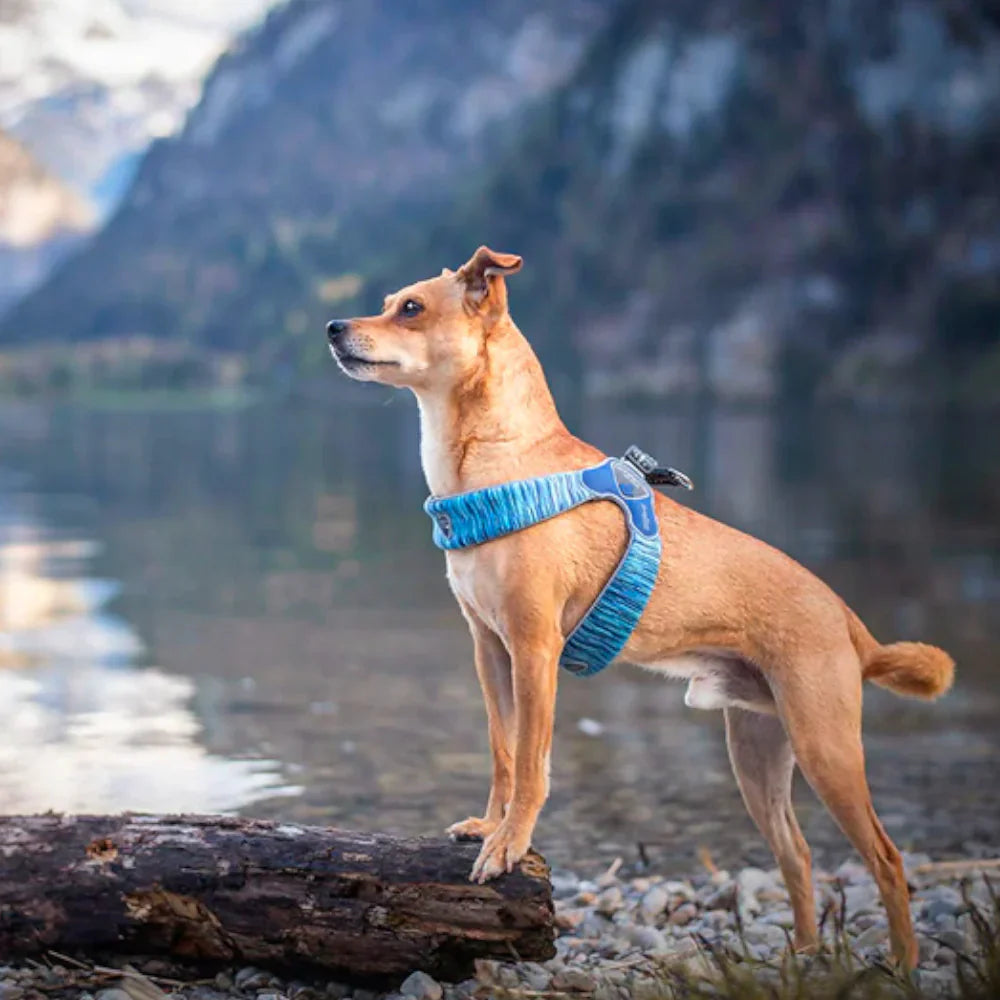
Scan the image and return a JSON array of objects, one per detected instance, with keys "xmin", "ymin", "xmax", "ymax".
[{"xmin": 623, "ymin": 444, "xmax": 694, "ymax": 490}]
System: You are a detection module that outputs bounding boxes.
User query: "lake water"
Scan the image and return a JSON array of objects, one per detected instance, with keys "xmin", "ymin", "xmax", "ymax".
[{"xmin": 0, "ymin": 396, "xmax": 997, "ymax": 875}]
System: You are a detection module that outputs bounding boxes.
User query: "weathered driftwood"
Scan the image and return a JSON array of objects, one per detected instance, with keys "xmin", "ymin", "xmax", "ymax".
[{"xmin": 0, "ymin": 814, "xmax": 554, "ymax": 984}]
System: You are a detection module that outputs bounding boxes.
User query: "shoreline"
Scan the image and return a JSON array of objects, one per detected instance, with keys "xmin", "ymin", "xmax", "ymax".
[{"xmin": 2, "ymin": 854, "xmax": 996, "ymax": 1000}]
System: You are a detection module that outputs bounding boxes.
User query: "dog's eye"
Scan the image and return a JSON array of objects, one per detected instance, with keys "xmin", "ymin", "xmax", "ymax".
[{"xmin": 399, "ymin": 299, "xmax": 424, "ymax": 319}]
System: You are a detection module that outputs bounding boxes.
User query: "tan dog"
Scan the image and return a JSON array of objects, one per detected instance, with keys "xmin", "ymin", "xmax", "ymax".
[{"xmin": 326, "ymin": 247, "xmax": 955, "ymax": 968}]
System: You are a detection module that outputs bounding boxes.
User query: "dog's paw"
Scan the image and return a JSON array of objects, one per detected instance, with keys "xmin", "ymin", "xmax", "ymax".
[
  {"xmin": 446, "ymin": 816, "xmax": 498, "ymax": 842},
  {"xmin": 469, "ymin": 820, "xmax": 531, "ymax": 883}
]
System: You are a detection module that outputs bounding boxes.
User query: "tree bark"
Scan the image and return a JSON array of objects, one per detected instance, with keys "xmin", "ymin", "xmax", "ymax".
[{"xmin": 0, "ymin": 814, "xmax": 554, "ymax": 985}]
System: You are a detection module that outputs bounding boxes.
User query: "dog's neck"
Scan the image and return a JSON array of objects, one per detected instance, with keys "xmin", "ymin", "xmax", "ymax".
[{"xmin": 414, "ymin": 318, "xmax": 566, "ymax": 497}]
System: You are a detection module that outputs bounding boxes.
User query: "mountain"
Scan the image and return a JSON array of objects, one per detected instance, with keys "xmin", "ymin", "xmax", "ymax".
[
  {"xmin": 0, "ymin": 0, "xmax": 277, "ymax": 211},
  {"xmin": 365, "ymin": 0, "xmax": 1000, "ymax": 402},
  {"xmin": 0, "ymin": 0, "xmax": 277, "ymax": 316},
  {"xmin": 0, "ymin": 0, "xmax": 613, "ymax": 358},
  {"xmin": 4, "ymin": 0, "xmax": 999, "ymax": 402},
  {"xmin": 0, "ymin": 128, "xmax": 93, "ymax": 314}
]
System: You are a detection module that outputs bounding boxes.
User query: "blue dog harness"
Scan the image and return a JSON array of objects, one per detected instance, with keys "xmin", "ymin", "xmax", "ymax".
[{"xmin": 424, "ymin": 447, "xmax": 692, "ymax": 677}]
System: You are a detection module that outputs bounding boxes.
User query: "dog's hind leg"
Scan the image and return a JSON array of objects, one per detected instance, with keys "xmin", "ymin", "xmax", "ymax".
[
  {"xmin": 774, "ymin": 658, "xmax": 917, "ymax": 969},
  {"xmin": 724, "ymin": 707, "xmax": 818, "ymax": 952},
  {"xmin": 447, "ymin": 609, "xmax": 514, "ymax": 843}
]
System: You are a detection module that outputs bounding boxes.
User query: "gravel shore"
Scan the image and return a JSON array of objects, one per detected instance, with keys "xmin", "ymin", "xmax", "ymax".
[{"xmin": 2, "ymin": 855, "xmax": 996, "ymax": 1000}]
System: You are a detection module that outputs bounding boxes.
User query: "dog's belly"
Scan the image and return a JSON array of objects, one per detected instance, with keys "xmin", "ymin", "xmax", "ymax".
[{"xmin": 646, "ymin": 653, "xmax": 777, "ymax": 714}]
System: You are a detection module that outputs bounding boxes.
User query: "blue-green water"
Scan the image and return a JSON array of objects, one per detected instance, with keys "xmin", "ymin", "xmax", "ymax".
[{"xmin": 0, "ymin": 398, "xmax": 997, "ymax": 873}]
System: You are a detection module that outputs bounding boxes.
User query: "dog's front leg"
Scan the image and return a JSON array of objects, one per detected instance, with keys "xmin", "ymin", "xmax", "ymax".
[
  {"xmin": 448, "ymin": 612, "xmax": 514, "ymax": 843},
  {"xmin": 470, "ymin": 627, "xmax": 559, "ymax": 883}
]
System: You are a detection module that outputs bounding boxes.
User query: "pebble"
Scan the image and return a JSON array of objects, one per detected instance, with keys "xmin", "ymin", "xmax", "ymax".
[
  {"xmin": 914, "ymin": 968, "xmax": 958, "ymax": 999},
  {"xmin": 843, "ymin": 882, "xmax": 880, "ymax": 913},
  {"xmin": 550, "ymin": 871, "xmax": 581, "ymax": 899},
  {"xmin": 743, "ymin": 923, "xmax": 788, "ymax": 949},
  {"xmin": 922, "ymin": 885, "xmax": 964, "ymax": 922},
  {"xmin": 835, "ymin": 860, "xmax": 869, "ymax": 883},
  {"xmin": 235, "ymin": 968, "xmax": 272, "ymax": 990},
  {"xmin": 702, "ymin": 907, "xmax": 732, "ymax": 930},
  {"xmin": 736, "ymin": 866, "xmax": 774, "ymax": 897},
  {"xmin": 918, "ymin": 935, "xmax": 940, "ymax": 965},
  {"xmin": 399, "ymin": 971, "xmax": 442, "ymax": 1000},
  {"xmin": 579, "ymin": 913, "xmax": 613, "ymax": 939},
  {"xmin": 550, "ymin": 968, "xmax": 597, "ymax": 992},
  {"xmin": 638, "ymin": 885, "xmax": 669, "ymax": 923},
  {"xmin": 595, "ymin": 884, "xmax": 624, "ymax": 915},
  {"xmin": 555, "ymin": 905, "xmax": 587, "ymax": 930},
  {"xmin": 475, "ymin": 960, "xmax": 519, "ymax": 990},
  {"xmin": 703, "ymin": 880, "xmax": 737, "ymax": 911},
  {"xmin": 667, "ymin": 901, "xmax": 699, "ymax": 925},
  {"xmin": 516, "ymin": 962, "xmax": 551, "ymax": 991},
  {"xmin": 936, "ymin": 928, "xmax": 967, "ymax": 954},
  {"xmin": 853, "ymin": 924, "xmax": 889, "ymax": 949},
  {"xmin": 577, "ymin": 717, "xmax": 605, "ymax": 737},
  {"xmin": 624, "ymin": 925, "xmax": 669, "ymax": 953},
  {"xmin": 663, "ymin": 879, "xmax": 697, "ymax": 901},
  {"xmin": 935, "ymin": 947, "xmax": 957, "ymax": 967},
  {"xmin": 759, "ymin": 907, "xmax": 794, "ymax": 927},
  {"xmin": 930, "ymin": 885, "xmax": 965, "ymax": 910}
]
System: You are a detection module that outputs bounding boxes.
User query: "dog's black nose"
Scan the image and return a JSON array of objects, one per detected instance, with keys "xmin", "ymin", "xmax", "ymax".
[{"xmin": 326, "ymin": 319, "xmax": 349, "ymax": 341}]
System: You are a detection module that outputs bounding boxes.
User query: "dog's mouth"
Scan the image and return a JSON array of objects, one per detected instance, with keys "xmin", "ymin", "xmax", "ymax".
[{"xmin": 330, "ymin": 347, "xmax": 398, "ymax": 372}]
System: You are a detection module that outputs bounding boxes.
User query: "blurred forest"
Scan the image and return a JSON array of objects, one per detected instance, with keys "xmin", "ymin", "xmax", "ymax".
[{"xmin": 1, "ymin": 0, "xmax": 998, "ymax": 403}]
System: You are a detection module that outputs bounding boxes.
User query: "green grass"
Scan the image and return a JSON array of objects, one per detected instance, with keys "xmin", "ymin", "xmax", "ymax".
[{"xmin": 656, "ymin": 879, "xmax": 997, "ymax": 1000}]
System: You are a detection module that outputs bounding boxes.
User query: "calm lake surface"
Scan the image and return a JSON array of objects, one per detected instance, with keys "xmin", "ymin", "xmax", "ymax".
[{"xmin": 1, "ymin": 396, "xmax": 998, "ymax": 874}]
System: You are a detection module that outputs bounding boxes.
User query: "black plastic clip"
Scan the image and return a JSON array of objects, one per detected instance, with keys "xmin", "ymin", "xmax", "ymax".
[{"xmin": 623, "ymin": 445, "xmax": 694, "ymax": 490}]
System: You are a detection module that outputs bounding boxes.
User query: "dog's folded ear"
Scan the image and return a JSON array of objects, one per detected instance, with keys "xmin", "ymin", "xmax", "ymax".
[{"xmin": 457, "ymin": 246, "xmax": 522, "ymax": 314}]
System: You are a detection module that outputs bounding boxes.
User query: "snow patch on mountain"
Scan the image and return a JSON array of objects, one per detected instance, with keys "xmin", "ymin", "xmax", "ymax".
[{"xmin": 0, "ymin": 0, "xmax": 278, "ymax": 209}]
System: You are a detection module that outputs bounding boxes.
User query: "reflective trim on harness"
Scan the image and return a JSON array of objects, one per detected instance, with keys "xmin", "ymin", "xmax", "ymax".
[{"xmin": 423, "ymin": 455, "xmax": 662, "ymax": 677}]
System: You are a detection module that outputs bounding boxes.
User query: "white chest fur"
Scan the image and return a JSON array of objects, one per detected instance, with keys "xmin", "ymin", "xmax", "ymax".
[{"xmin": 444, "ymin": 549, "xmax": 506, "ymax": 634}]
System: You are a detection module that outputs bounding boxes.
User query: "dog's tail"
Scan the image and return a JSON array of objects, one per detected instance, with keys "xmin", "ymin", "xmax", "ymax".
[{"xmin": 844, "ymin": 604, "xmax": 955, "ymax": 700}]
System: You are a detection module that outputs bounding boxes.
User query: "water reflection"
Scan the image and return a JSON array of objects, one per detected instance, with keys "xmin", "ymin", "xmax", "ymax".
[
  {"xmin": 0, "ymin": 486, "xmax": 299, "ymax": 814},
  {"xmin": 0, "ymin": 664, "xmax": 296, "ymax": 813},
  {"xmin": 0, "ymin": 399, "xmax": 997, "ymax": 872},
  {"xmin": 0, "ymin": 538, "xmax": 138, "ymax": 665}
]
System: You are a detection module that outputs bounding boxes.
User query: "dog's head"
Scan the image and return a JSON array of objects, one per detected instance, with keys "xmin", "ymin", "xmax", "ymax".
[{"xmin": 326, "ymin": 246, "xmax": 522, "ymax": 390}]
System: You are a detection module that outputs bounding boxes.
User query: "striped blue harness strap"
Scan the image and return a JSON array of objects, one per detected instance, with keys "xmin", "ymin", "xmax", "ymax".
[{"xmin": 424, "ymin": 449, "xmax": 680, "ymax": 677}]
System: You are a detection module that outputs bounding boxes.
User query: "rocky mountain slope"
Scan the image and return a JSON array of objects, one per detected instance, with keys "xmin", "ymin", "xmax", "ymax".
[
  {"xmin": 0, "ymin": 0, "xmax": 276, "ymax": 209},
  {"xmin": 369, "ymin": 0, "xmax": 1000, "ymax": 402},
  {"xmin": 0, "ymin": 0, "xmax": 276, "ymax": 315},
  {"xmin": 0, "ymin": 128, "xmax": 93, "ymax": 314},
  {"xmin": 4, "ymin": 0, "xmax": 999, "ymax": 401}
]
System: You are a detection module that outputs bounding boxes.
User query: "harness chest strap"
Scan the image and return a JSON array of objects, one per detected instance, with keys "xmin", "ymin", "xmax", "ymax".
[{"xmin": 424, "ymin": 454, "xmax": 664, "ymax": 677}]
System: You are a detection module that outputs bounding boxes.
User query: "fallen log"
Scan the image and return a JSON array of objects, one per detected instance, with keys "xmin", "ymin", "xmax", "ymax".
[{"xmin": 0, "ymin": 814, "xmax": 555, "ymax": 985}]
